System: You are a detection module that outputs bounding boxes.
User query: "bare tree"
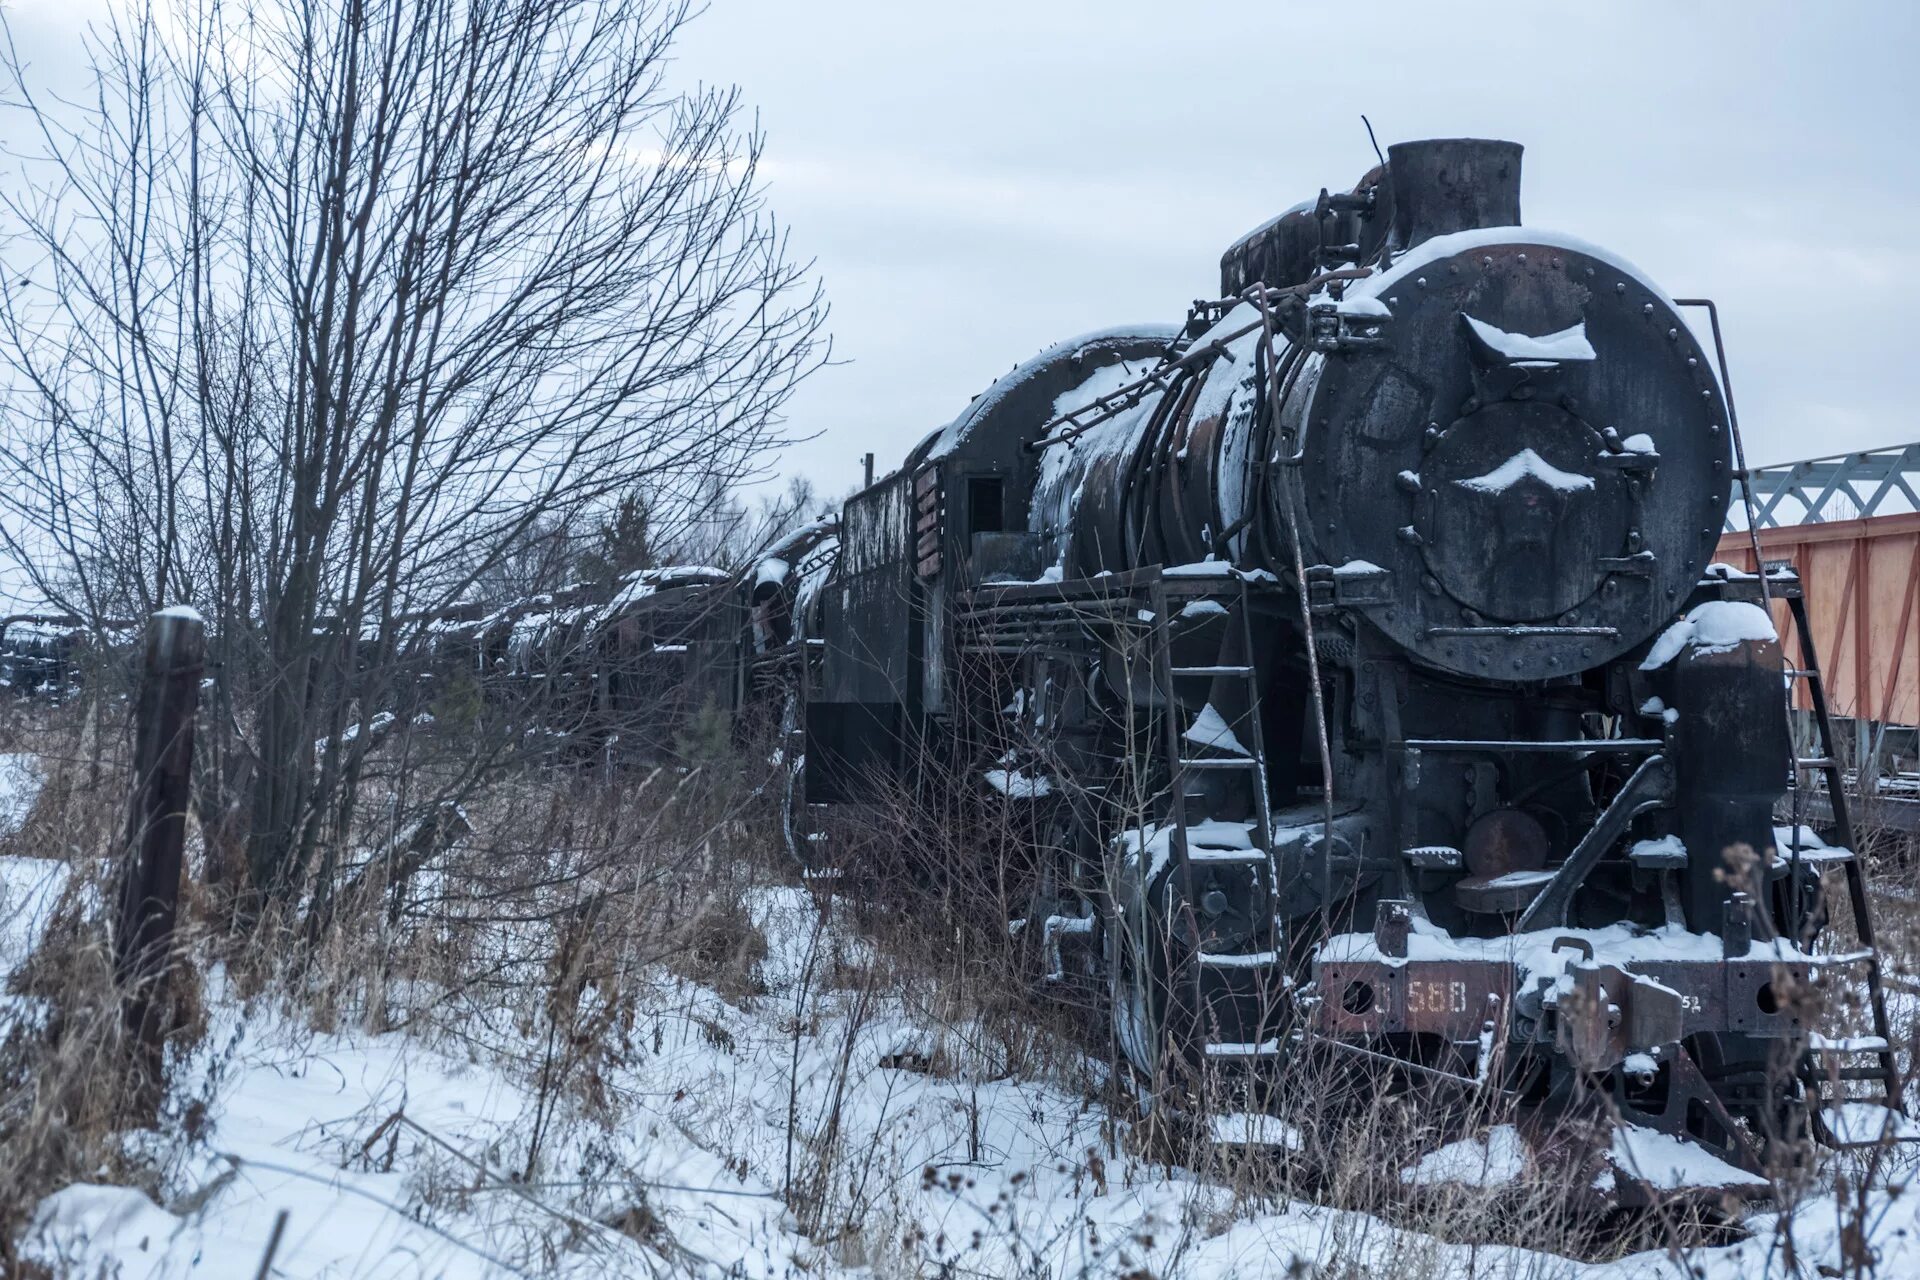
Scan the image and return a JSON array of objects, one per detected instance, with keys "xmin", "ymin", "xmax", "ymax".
[
  {"xmin": 659, "ymin": 473, "xmax": 822, "ymax": 571},
  {"xmin": 0, "ymin": 0, "xmax": 827, "ymax": 907},
  {"xmin": 474, "ymin": 515, "xmax": 580, "ymax": 601}
]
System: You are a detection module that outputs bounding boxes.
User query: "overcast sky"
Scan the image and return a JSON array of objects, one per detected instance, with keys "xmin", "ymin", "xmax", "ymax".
[
  {"xmin": 666, "ymin": 0, "xmax": 1918, "ymax": 495},
  {"xmin": 2, "ymin": 0, "xmax": 1913, "ymax": 521}
]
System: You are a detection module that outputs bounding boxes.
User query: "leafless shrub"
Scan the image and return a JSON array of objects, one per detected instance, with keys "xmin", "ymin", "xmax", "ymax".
[{"xmin": 0, "ymin": 0, "xmax": 828, "ymax": 914}]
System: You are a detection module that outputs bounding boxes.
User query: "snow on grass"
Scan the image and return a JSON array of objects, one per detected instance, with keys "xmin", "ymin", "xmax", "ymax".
[
  {"xmin": 1400, "ymin": 1126, "xmax": 1528, "ymax": 1188},
  {"xmin": 0, "ymin": 751, "xmax": 43, "ymax": 835},
  {"xmin": 13, "ymin": 862, "xmax": 1920, "ymax": 1277},
  {"xmin": 0, "ymin": 854, "xmax": 69, "ymax": 973},
  {"xmin": 23, "ymin": 967, "xmax": 806, "ymax": 1277}
]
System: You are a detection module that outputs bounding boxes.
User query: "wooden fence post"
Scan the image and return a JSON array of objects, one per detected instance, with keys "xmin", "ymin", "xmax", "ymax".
[{"xmin": 113, "ymin": 605, "xmax": 206, "ymax": 1100}]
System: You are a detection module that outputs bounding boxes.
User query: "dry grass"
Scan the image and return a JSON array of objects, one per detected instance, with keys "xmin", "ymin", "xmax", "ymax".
[{"xmin": 6, "ymin": 694, "xmax": 1920, "ymax": 1277}]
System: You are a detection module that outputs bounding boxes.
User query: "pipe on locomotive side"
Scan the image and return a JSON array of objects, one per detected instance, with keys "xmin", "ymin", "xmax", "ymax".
[{"xmin": 1033, "ymin": 138, "xmax": 1731, "ymax": 684}]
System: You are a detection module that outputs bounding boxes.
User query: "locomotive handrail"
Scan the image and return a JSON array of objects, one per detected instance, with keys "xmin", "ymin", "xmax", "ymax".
[
  {"xmin": 1024, "ymin": 268, "xmax": 1371, "ymax": 454},
  {"xmin": 1398, "ymin": 738, "xmax": 1664, "ymax": 753}
]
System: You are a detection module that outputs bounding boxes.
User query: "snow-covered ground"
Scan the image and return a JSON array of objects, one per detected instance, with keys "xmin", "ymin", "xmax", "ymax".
[{"xmin": 5, "ymin": 771, "xmax": 1919, "ymax": 1275}]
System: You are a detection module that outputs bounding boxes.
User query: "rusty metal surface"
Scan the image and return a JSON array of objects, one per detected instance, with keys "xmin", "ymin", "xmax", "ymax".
[
  {"xmin": 1715, "ymin": 511, "xmax": 1920, "ymax": 726},
  {"xmin": 1311, "ymin": 951, "xmax": 1816, "ymax": 1062}
]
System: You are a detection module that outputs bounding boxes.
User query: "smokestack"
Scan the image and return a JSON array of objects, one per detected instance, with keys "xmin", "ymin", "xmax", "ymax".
[
  {"xmin": 862, "ymin": 452, "xmax": 874, "ymax": 488},
  {"xmin": 1387, "ymin": 139, "xmax": 1522, "ymax": 250}
]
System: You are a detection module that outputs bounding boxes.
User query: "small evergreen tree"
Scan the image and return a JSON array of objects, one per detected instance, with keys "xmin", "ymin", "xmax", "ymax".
[
  {"xmin": 674, "ymin": 695, "xmax": 735, "ymax": 767},
  {"xmin": 578, "ymin": 490, "xmax": 653, "ymax": 585}
]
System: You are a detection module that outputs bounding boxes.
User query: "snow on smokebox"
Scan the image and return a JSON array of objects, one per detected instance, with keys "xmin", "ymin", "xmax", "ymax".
[
  {"xmin": 1455, "ymin": 448, "xmax": 1594, "ymax": 496},
  {"xmin": 1461, "ymin": 315, "xmax": 1597, "ymax": 363},
  {"xmin": 1639, "ymin": 600, "xmax": 1777, "ymax": 670}
]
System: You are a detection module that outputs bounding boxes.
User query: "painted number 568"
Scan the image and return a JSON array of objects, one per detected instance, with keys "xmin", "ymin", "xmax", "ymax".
[{"xmin": 1405, "ymin": 980, "xmax": 1469, "ymax": 1014}]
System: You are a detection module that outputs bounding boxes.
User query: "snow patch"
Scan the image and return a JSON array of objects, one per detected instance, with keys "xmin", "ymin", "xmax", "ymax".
[
  {"xmin": 1609, "ymin": 1125, "xmax": 1768, "ymax": 1190},
  {"xmin": 1399, "ymin": 1125, "xmax": 1528, "ymax": 1188},
  {"xmin": 1775, "ymin": 823, "xmax": 1827, "ymax": 851},
  {"xmin": 1, "ymin": 855, "xmax": 70, "ymax": 980},
  {"xmin": 1641, "ymin": 601, "xmax": 1778, "ymax": 670},
  {"xmin": 1335, "ymin": 294, "xmax": 1391, "ymax": 319},
  {"xmin": 1823, "ymin": 1103, "xmax": 1920, "ymax": 1146},
  {"xmin": 0, "ymin": 753, "xmax": 43, "ymax": 835},
  {"xmin": 1629, "ymin": 834, "xmax": 1687, "ymax": 865},
  {"xmin": 1455, "ymin": 448, "xmax": 1596, "ymax": 496},
  {"xmin": 1210, "ymin": 1112, "xmax": 1303, "ymax": 1150},
  {"xmin": 1462, "ymin": 315, "xmax": 1596, "ymax": 363},
  {"xmin": 1183, "ymin": 704, "xmax": 1249, "ymax": 755},
  {"xmin": 985, "ymin": 768, "xmax": 1053, "ymax": 798}
]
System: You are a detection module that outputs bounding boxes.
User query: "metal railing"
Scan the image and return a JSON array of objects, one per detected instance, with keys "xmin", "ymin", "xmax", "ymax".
[{"xmin": 1730, "ymin": 443, "xmax": 1920, "ymax": 530}]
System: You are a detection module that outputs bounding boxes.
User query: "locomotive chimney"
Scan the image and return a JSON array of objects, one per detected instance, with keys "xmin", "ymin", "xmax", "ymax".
[{"xmin": 1387, "ymin": 138, "xmax": 1522, "ymax": 249}]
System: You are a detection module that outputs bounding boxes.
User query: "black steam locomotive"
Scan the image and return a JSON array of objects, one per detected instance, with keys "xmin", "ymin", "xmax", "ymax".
[
  {"xmin": 766, "ymin": 138, "xmax": 1905, "ymax": 1189},
  {"xmin": 18, "ymin": 137, "xmax": 1898, "ymax": 1190}
]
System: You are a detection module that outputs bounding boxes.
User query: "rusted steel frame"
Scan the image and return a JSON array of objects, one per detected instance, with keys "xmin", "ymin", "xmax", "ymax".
[
  {"xmin": 1399, "ymin": 737, "xmax": 1661, "ymax": 754},
  {"xmin": 1856, "ymin": 536, "xmax": 1872, "ymax": 725},
  {"xmin": 1318, "ymin": 950, "xmax": 1813, "ymax": 1053},
  {"xmin": 961, "ymin": 566, "xmax": 1168, "ymax": 607},
  {"xmin": 1315, "ymin": 1034, "xmax": 1515, "ymax": 1096},
  {"xmin": 961, "ymin": 570, "xmax": 1279, "ymax": 613},
  {"xmin": 1874, "ymin": 534, "xmax": 1920, "ymax": 725},
  {"xmin": 960, "ymin": 644, "xmax": 1091, "ymax": 660},
  {"xmin": 1732, "ymin": 510, "xmax": 1920, "ymax": 548},
  {"xmin": 1315, "ymin": 956, "xmax": 1514, "ymax": 1041}
]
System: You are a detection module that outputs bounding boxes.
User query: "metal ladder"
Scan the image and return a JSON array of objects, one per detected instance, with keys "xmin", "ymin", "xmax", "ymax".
[
  {"xmin": 1778, "ymin": 583, "xmax": 1908, "ymax": 1144},
  {"xmin": 1146, "ymin": 575, "xmax": 1286, "ymax": 1062},
  {"xmin": 1688, "ymin": 291, "xmax": 1907, "ymax": 1146}
]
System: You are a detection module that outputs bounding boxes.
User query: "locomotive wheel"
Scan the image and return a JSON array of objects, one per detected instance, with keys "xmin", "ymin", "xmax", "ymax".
[
  {"xmin": 1106, "ymin": 894, "xmax": 1223, "ymax": 1164},
  {"xmin": 778, "ymin": 689, "xmax": 826, "ymax": 877},
  {"xmin": 1105, "ymin": 862, "xmax": 1199, "ymax": 1092},
  {"xmin": 1106, "ymin": 915, "xmax": 1165, "ymax": 1081}
]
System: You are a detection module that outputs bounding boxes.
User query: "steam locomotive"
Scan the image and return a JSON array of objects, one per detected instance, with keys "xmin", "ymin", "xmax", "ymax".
[
  {"xmin": 761, "ymin": 138, "xmax": 1906, "ymax": 1191},
  {"xmin": 0, "ymin": 616, "xmax": 100, "ymax": 694}
]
